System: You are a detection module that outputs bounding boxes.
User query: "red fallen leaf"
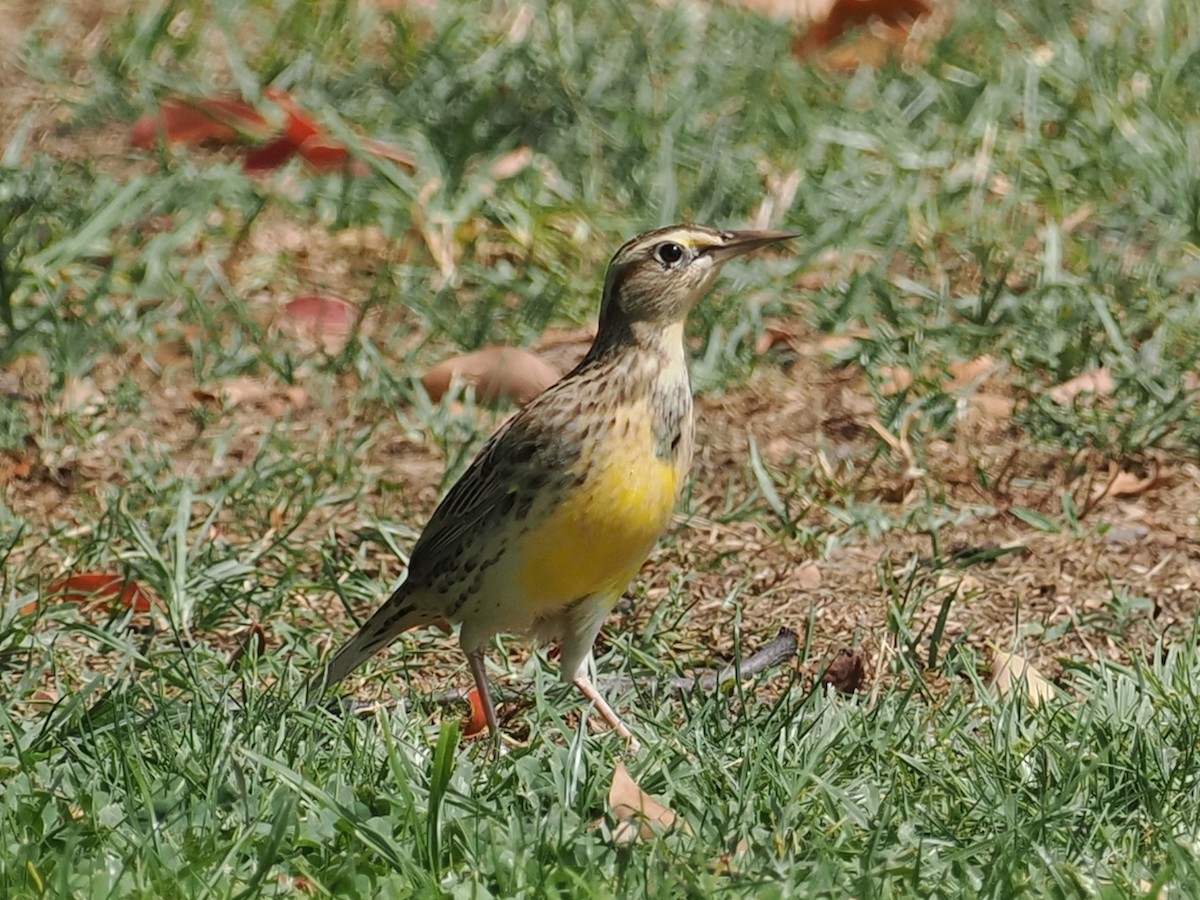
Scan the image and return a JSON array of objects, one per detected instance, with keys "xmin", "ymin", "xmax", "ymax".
[
  {"xmin": 464, "ymin": 687, "xmax": 488, "ymax": 737},
  {"xmin": 130, "ymin": 96, "xmax": 273, "ymax": 150},
  {"xmin": 294, "ymin": 136, "xmax": 415, "ymax": 176},
  {"xmin": 263, "ymin": 87, "xmax": 322, "ymax": 147},
  {"xmin": 22, "ymin": 572, "xmax": 155, "ymax": 616},
  {"xmin": 284, "ymin": 295, "xmax": 359, "ymax": 334},
  {"xmin": 294, "ymin": 136, "xmax": 356, "ymax": 173},
  {"xmin": 243, "ymin": 137, "xmax": 302, "ymax": 172},
  {"xmin": 260, "ymin": 89, "xmax": 415, "ymax": 175},
  {"xmin": 243, "ymin": 89, "xmax": 324, "ymax": 172}
]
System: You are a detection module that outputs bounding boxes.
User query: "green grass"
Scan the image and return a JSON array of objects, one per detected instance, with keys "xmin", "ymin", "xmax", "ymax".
[
  {"xmin": 7, "ymin": 633, "xmax": 1200, "ymax": 896},
  {"xmin": 3, "ymin": 0, "xmax": 1200, "ymax": 895}
]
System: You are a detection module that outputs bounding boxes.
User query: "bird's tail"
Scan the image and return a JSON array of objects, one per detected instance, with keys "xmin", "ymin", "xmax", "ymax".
[{"xmin": 305, "ymin": 586, "xmax": 431, "ymax": 706}]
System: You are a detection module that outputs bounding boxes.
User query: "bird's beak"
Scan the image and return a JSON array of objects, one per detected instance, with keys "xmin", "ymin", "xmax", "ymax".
[{"xmin": 705, "ymin": 230, "xmax": 799, "ymax": 263}]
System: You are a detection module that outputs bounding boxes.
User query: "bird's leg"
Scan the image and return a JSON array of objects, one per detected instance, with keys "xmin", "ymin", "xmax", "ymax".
[
  {"xmin": 467, "ymin": 648, "xmax": 501, "ymax": 737},
  {"xmin": 573, "ymin": 674, "xmax": 640, "ymax": 751}
]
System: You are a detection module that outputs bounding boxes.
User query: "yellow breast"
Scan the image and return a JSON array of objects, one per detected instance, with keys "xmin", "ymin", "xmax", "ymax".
[{"xmin": 514, "ymin": 399, "xmax": 679, "ymax": 611}]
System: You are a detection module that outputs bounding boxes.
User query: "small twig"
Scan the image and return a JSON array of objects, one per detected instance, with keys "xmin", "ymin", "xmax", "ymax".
[{"xmin": 606, "ymin": 627, "xmax": 799, "ymax": 698}]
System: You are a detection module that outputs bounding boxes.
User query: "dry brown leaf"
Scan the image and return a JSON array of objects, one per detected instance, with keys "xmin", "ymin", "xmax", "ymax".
[
  {"xmin": 815, "ymin": 333, "xmax": 863, "ymax": 355},
  {"xmin": 1061, "ymin": 203, "xmax": 1095, "ymax": 235},
  {"xmin": 726, "ymin": 0, "xmax": 828, "ymax": 17},
  {"xmin": 991, "ymin": 650, "xmax": 1056, "ymax": 706},
  {"xmin": 803, "ymin": 0, "xmax": 930, "ymax": 47},
  {"xmin": 946, "ymin": 355, "xmax": 1000, "ymax": 391},
  {"xmin": 227, "ymin": 623, "xmax": 268, "ymax": 668},
  {"xmin": 751, "ymin": 167, "xmax": 802, "ymax": 231},
  {"xmin": 792, "ymin": 0, "xmax": 933, "ymax": 68},
  {"xmin": 966, "ymin": 393, "xmax": 1015, "ymax": 421},
  {"xmin": 489, "ymin": 146, "xmax": 534, "ymax": 181},
  {"xmin": 1046, "ymin": 368, "xmax": 1114, "ymax": 405},
  {"xmin": 821, "ymin": 647, "xmax": 868, "ymax": 693},
  {"xmin": 193, "ymin": 378, "xmax": 309, "ymax": 414},
  {"xmin": 333, "ymin": 226, "xmax": 391, "ymax": 253},
  {"xmin": 710, "ymin": 837, "xmax": 753, "ymax": 876},
  {"xmin": 756, "ymin": 321, "xmax": 802, "ymax": 355},
  {"xmin": 55, "ymin": 377, "xmax": 105, "ymax": 416},
  {"xmin": 812, "ymin": 24, "xmax": 911, "ymax": 70},
  {"xmin": 609, "ymin": 762, "xmax": 685, "ymax": 845},
  {"xmin": 795, "ymin": 562, "xmax": 822, "ymax": 589},
  {"xmin": 0, "ymin": 451, "xmax": 33, "ymax": 486},
  {"xmin": 878, "ymin": 365, "xmax": 913, "ymax": 395},
  {"xmin": 194, "ymin": 377, "xmax": 272, "ymax": 408},
  {"xmin": 422, "ymin": 347, "xmax": 559, "ymax": 406},
  {"xmin": 1091, "ymin": 466, "xmax": 1163, "ymax": 502},
  {"xmin": 936, "ymin": 572, "xmax": 983, "ymax": 600}
]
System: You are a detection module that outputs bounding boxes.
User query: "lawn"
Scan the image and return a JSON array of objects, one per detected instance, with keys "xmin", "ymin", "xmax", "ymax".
[{"xmin": 2, "ymin": 0, "xmax": 1200, "ymax": 896}]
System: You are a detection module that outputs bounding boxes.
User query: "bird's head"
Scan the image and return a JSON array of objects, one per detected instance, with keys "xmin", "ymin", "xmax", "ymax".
[{"xmin": 596, "ymin": 225, "xmax": 796, "ymax": 342}]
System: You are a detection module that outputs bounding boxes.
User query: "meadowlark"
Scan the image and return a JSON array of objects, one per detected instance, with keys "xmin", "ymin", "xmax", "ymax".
[{"xmin": 309, "ymin": 224, "xmax": 795, "ymax": 742}]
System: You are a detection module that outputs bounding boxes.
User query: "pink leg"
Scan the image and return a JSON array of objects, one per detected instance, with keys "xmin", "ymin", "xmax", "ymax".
[
  {"xmin": 573, "ymin": 674, "xmax": 640, "ymax": 750},
  {"xmin": 467, "ymin": 648, "xmax": 500, "ymax": 737}
]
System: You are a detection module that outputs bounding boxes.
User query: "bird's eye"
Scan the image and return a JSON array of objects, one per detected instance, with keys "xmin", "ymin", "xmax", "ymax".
[{"xmin": 655, "ymin": 242, "xmax": 684, "ymax": 266}]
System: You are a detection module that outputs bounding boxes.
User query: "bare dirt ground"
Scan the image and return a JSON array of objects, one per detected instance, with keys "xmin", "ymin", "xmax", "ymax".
[{"xmin": 4, "ymin": 0, "xmax": 1199, "ymax": 711}]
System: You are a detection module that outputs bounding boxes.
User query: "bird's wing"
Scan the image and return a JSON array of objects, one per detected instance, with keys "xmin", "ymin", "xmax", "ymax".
[{"xmin": 405, "ymin": 404, "xmax": 578, "ymax": 579}]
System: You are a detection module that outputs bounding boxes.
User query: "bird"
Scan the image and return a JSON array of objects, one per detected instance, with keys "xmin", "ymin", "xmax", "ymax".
[{"xmin": 309, "ymin": 224, "xmax": 795, "ymax": 743}]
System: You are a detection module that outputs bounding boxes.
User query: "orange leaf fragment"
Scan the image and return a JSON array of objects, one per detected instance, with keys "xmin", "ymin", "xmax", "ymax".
[
  {"xmin": 24, "ymin": 572, "xmax": 155, "ymax": 616},
  {"xmin": 0, "ymin": 452, "xmax": 32, "ymax": 486},
  {"xmin": 130, "ymin": 96, "xmax": 272, "ymax": 150},
  {"xmin": 464, "ymin": 687, "xmax": 488, "ymax": 737},
  {"xmin": 608, "ymin": 762, "xmax": 686, "ymax": 845},
  {"xmin": 422, "ymin": 347, "xmax": 560, "ymax": 406}
]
